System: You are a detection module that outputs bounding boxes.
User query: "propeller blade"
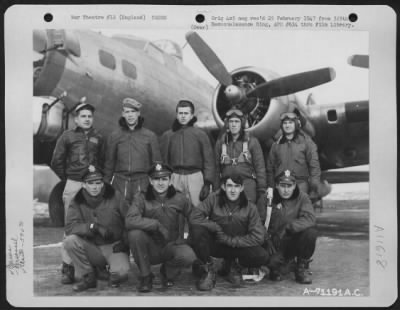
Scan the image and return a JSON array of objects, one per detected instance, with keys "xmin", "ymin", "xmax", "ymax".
[
  {"xmin": 33, "ymin": 29, "xmax": 47, "ymax": 53},
  {"xmin": 247, "ymin": 67, "xmax": 336, "ymax": 99},
  {"xmin": 185, "ymin": 31, "xmax": 232, "ymax": 86},
  {"xmin": 348, "ymin": 55, "xmax": 369, "ymax": 68}
]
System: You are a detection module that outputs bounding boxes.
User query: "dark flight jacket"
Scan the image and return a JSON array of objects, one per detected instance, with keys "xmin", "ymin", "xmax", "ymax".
[
  {"xmin": 267, "ymin": 187, "xmax": 316, "ymax": 236},
  {"xmin": 191, "ymin": 190, "xmax": 265, "ymax": 248},
  {"xmin": 160, "ymin": 118, "xmax": 215, "ymax": 186},
  {"xmin": 65, "ymin": 184, "xmax": 127, "ymax": 246},
  {"xmin": 125, "ymin": 186, "xmax": 192, "ymax": 244},
  {"xmin": 266, "ymin": 131, "xmax": 321, "ymax": 187},
  {"xmin": 215, "ymin": 134, "xmax": 267, "ymax": 192},
  {"xmin": 51, "ymin": 127, "xmax": 104, "ymax": 181},
  {"xmin": 104, "ymin": 117, "xmax": 161, "ymax": 183}
]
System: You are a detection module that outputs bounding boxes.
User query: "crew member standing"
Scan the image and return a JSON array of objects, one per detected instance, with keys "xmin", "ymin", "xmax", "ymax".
[
  {"xmin": 51, "ymin": 101, "xmax": 105, "ymax": 284},
  {"xmin": 215, "ymin": 108, "xmax": 266, "ymax": 203},
  {"xmin": 264, "ymin": 169, "xmax": 317, "ymax": 284},
  {"xmin": 104, "ymin": 98, "xmax": 162, "ymax": 204},
  {"xmin": 266, "ymin": 112, "xmax": 330, "ymax": 200},
  {"xmin": 160, "ymin": 100, "xmax": 215, "ymax": 206}
]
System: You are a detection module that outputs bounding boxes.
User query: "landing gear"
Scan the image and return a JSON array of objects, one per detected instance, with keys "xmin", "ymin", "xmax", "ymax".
[{"xmin": 48, "ymin": 181, "xmax": 66, "ymax": 227}]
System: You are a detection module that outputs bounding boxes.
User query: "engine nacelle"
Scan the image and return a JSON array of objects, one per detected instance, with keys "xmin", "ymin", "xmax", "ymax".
[
  {"xmin": 33, "ymin": 96, "xmax": 65, "ymax": 142},
  {"xmin": 212, "ymin": 67, "xmax": 293, "ymax": 146}
]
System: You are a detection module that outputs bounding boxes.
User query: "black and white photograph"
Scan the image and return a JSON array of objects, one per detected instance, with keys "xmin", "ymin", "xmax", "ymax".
[{"xmin": 5, "ymin": 4, "xmax": 397, "ymax": 308}]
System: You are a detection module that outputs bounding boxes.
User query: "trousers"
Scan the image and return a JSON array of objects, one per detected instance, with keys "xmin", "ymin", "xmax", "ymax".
[
  {"xmin": 190, "ymin": 225, "xmax": 269, "ymax": 267},
  {"xmin": 61, "ymin": 179, "xmax": 83, "ymax": 264},
  {"xmin": 111, "ymin": 173, "xmax": 149, "ymax": 204},
  {"xmin": 171, "ymin": 171, "xmax": 204, "ymax": 207},
  {"xmin": 268, "ymin": 227, "xmax": 318, "ymax": 267},
  {"xmin": 63, "ymin": 235, "xmax": 130, "ymax": 280},
  {"xmin": 128, "ymin": 230, "xmax": 196, "ymax": 278}
]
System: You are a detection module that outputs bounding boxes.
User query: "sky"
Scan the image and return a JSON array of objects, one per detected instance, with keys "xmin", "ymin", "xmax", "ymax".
[{"xmin": 98, "ymin": 29, "xmax": 369, "ymax": 106}]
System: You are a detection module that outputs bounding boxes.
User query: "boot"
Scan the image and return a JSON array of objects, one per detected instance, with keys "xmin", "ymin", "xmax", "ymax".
[
  {"xmin": 137, "ymin": 273, "xmax": 154, "ymax": 293},
  {"xmin": 269, "ymin": 268, "xmax": 282, "ymax": 281},
  {"xmin": 61, "ymin": 262, "xmax": 75, "ymax": 284},
  {"xmin": 72, "ymin": 272, "xmax": 97, "ymax": 292},
  {"xmin": 226, "ymin": 259, "xmax": 242, "ymax": 287},
  {"xmin": 160, "ymin": 264, "xmax": 174, "ymax": 288},
  {"xmin": 95, "ymin": 266, "xmax": 110, "ymax": 281},
  {"xmin": 109, "ymin": 272, "xmax": 121, "ymax": 288},
  {"xmin": 196, "ymin": 261, "xmax": 216, "ymax": 291},
  {"xmin": 295, "ymin": 258, "xmax": 312, "ymax": 284},
  {"xmin": 217, "ymin": 259, "xmax": 232, "ymax": 277}
]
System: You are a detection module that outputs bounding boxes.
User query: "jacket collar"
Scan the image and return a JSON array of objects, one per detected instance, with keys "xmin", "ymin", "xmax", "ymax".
[
  {"xmin": 217, "ymin": 189, "xmax": 248, "ymax": 209},
  {"xmin": 172, "ymin": 116, "xmax": 197, "ymax": 132},
  {"xmin": 118, "ymin": 116, "xmax": 144, "ymax": 131},
  {"xmin": 272, "ymin": 185, "xmax": 300, "ymax": 204},
  {"xmin": 74, "ymin": 126, "xmax": 95, "ymax": 134},
  {"xmin": 277, "ymin": 130, "xmax": 304, "ymax": 144},
  {"xmin": 145, "ymin": 184, "xmax": 177, "ymax": 201},
  {"xmin": 74, "ymin": 183, "xmax": 115, "ymax": 206}
]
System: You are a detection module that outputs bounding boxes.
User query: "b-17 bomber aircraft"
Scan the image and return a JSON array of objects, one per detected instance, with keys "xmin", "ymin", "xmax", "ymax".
[{"xmin": 33, "ymin": 29, "xmax": 369, "ymax": 226}]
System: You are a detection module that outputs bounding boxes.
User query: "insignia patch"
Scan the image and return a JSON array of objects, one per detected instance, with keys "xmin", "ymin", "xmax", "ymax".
[
  {"xmin": 284, "ymin": 170, "xmax": 291, "ymax": 177},
  {"xmin": 88, "ymin": 165, "xmax": 96, "ymax": 172},
  {"xmin": 89, "ymin": 137, "xmax": 98, "ymax": 144},
  {"xmin": 156, "ymin": 163, "xmax": 162, "ymax": 171}
]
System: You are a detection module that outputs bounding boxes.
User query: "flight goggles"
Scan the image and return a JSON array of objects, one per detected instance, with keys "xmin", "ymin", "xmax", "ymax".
[
  {"xmin": 280, "ymin": 112, "xmax": 298, "ymax": 121},
  {"xmin": 226, "ymin": 109, "xmax": 244, "ymax": 118}
]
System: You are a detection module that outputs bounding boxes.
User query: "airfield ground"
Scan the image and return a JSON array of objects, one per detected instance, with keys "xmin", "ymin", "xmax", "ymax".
[{"xmin": 33, "ymin": 199, "xmax": 369, "ymax": 297}]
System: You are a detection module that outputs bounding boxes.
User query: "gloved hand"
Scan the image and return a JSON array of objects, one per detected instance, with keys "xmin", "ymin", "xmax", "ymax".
[
  {"xmin": 158, "ymin": 223, "xmax": 169, "ymax": 241},
  {"xmin": 264, "ymin": 238, "xmax": 277, "ymax": 256},
  {"xmin": 271, "ymin": 234, "xmax": 281, "ymax": 250},
  {"xmin": 112, "ymin": 241, "xmax": 130, "ymax": 253},
  {"xmin": 268, "ymin": 252, "xmax": 285, "ymax": 269},
  {"xmin": 199, "ymin": 181, "xmax": 212, "ymax": 201},
  {"xmin": 98, "ymin": 226, "xmax": 114, "ymax": 241},
  {"xmin": 89, "ymin": 222, "xmax": 99, "ymax": 234},
  {"xmin": 317, "ymin": 180, "xmax": 332, "ymax": 197}
]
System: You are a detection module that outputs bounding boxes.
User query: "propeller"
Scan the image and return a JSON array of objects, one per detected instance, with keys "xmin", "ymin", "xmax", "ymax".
[
  {"xmin": 246, "ymin": 67, "xmax": 336, "ymax": 99},
  {"xmin": 185, "ymin": 31, "xmax": 232, "ymax": 86},
  {"xmin": 348, "ymin": 55, "xmax": 369, "ymax": 69},
  {"xmin": 186, "ymin": 31, "xmax": 336, "ymax": 107}
]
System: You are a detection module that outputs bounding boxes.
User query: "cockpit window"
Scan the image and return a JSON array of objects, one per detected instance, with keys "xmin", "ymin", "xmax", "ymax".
[
  {"xmin": 99, "ymin": 50, "xmax": 116, "ymax": 70},
  {"xmin": 122, "ymin": 60, "xmax": 137, "ymax": 80}
]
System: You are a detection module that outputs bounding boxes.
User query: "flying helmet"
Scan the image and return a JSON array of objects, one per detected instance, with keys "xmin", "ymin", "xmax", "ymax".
[
  {"xmin": 280, "ymin": 112, "xmax": 301, "ymax": 130},
  {"xmin": 224, "ymin": 108, "xmax": 248, "ymax": 130}
]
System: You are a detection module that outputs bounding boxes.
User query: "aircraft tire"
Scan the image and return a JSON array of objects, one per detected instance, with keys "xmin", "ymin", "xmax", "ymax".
[{"xmin": 48, "ymin": 181, "xmax": 66, "ymax": 227}]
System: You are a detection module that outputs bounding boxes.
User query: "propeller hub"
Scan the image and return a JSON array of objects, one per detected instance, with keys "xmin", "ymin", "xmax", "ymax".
[{"xmin": 224, "ymin": 85, "xmax": 243, "ymax": 104}]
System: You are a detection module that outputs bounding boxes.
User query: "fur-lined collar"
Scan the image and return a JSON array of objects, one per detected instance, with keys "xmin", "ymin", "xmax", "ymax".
[
  {"xmin": 118, "ymin": 116, "xmax": 144, "ymax": 130},
  {"xmin": 218, "ymin": 189, "xmax": 248, "ymax": 209},
  {"xmin": 74, "ymin": 183, "xmax": 115, "ymax": 205},
  {"xmin": 272, "ymin": 185, "xmax": 300, "ymax": 203},
  {"xmin": 172, "ymin": 116, "xmax": 197, "ymax": 132},
  {"xmin": 277, "ymin": 130, "xmax": 306, "ymax": 144},
  {"xmin": 145, "ymin": 184, "xmax": 177, "ymax": 201}
]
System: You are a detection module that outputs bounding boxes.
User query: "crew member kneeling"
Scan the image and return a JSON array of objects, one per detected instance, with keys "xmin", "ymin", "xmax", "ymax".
[
  {"xmin": 63, "ymin": 166, "xmax": 130, "ymax": 292},
  {"xmin": 126, "ymin": 162, "xmax": 196, "ymax": 293},
  {"xmin": 190, "ymin": 173, "xmax": 269, "ymax": 291},
  {"xmin": 265, "ymin": 169, "xmax": 317, "ymax": 284}
]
